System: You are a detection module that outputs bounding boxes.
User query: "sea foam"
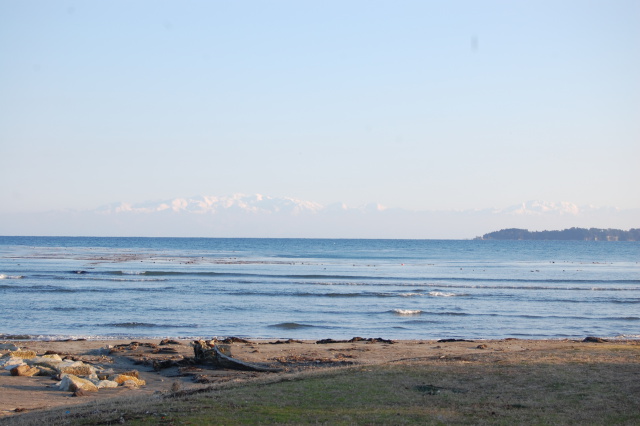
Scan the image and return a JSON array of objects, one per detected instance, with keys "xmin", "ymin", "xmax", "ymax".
[
  {"xmin": 428, "ymin": 291, "xmax": 456, "ymax": 297},
  {"xmin": 392, "ymin": 309, "xmax": 422, "ymax": 316}
]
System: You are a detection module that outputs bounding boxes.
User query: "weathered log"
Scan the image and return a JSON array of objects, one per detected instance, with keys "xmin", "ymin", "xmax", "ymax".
[{"xmin": 193, "ymin": 340, "xmax": 281, "ymax": 372}]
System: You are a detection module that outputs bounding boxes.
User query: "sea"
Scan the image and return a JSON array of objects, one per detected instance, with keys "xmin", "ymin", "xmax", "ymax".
[{"xmin": 0, "ymin": 236, "xmax": 638, "ymax": 341}]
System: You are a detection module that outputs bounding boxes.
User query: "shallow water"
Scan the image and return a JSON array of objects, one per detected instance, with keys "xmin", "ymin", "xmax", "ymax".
[{"xmin": 1, "ymin": 236, "xmax": 638, "ymax": 340}]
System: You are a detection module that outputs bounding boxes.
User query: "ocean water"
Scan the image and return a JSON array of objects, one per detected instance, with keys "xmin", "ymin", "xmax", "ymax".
[{"xmin": 0, "ymin": 236, "xmax": 638, "ymax": 341}]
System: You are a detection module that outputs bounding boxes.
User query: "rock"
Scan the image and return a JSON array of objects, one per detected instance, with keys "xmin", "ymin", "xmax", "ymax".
[
  {"xmin": 24, "ymin": 366, "xmax": 41, "ymax": 377},
  {"xmin": 159, "ymin": 339, "xmax": 182, "ymax": 345},
  {"xmin": 10, "ymin": 364, "xmax": 40, "ymax": 377},
  {"xmin": 477, "ymin": 344, "xmax": 488, "ymax": 349},
  {"xmin": 9, "ymin": 350, "xmax": 36, "ymax": 359},
  {"xmin": 0, "ymin": 343, "xmax": 19, "ymax": 351},
  {"xmin": 315, "ymin": 339, "xmax": 343, "ymax": 344},
  {"xmin": 2, "ymin": 356, "xmax": 25, "ymax": 368},
  {"xmin": 58, "ymin": 361, "xmax": 96, "ymax": 376},
  {"xmin": 583, "ymin": 336, "xmax": 608, "ymax": 343},
  {"xmin": 122, "ymin": 380, "xmax": 140, "ymax": 389},
  {"xmin": 96, "ymin": 368, "xmax": 115, "ymax": 380},
  {"xmin": 119, "ymin": 370, "xmax": 140, "ymax": 379},
  {"xmin": 69, "ymin": 376, "xmax": 99, "ymax": 392},
  {"xmin": 314, "ymin": 337, "xmax": 395, "ymax": 344},
  {"xmin": 269, "ymin": 339, "xmax": 303, "ymax": 345},
  {"xmin": 219, "ymin": 337, "xmax": 250, "ymax": 344},
  {"xmin": 58, "ymin": 375, "xmax": 98, "ymax": 392},
  {"xmin": 57, "ymin": 375, "xmax": 76, "ymax": 391},
  {"xmin": 96, "ymin": 380, "xmax": 119, "ymax": 389},
  {"xmin": 41, "ymin": 354, "xmax": 63, "ymax": 361},
  {"xmin": 35, "ymin": 366, "xmax": 58, "ymax": 377},
  {"xmin": 31, "ymin": 357, "xmax": 62, "ymax": 369},
  {"xmin": 111, "ymin": 374, "xmax": 146, "ymax": 387},
  {"xmin": 72, "ymin": 389, "xmax": 87, "ymax": 397},
  {"xmin": 29, "ymin": 355, "xmax": 63, "ymax": 369}
]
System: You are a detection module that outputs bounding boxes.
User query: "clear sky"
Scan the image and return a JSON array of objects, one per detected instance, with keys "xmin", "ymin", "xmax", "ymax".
[{"xmin": 1, "ymin": 0, "xmax": 639, "ymax": 216}]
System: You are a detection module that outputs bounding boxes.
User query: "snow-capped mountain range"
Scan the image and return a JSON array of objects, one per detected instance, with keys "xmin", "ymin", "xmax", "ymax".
[
  {"xmin": 96, "ymin": 194, "xmax": 325, "ymax": 215},
  {"xmin": 3, "ymin": 194, "xmax": 635, "ymax": 238},
  {"xmin": 94, "ymin": 194, "xmax": 611, "ymax": 217}
]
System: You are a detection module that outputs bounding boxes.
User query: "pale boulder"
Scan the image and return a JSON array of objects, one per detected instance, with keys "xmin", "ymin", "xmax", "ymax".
[
  {"xmin": 122, "ymin": 380, "xmax": 139, "ymax": 389},
  {"xmin": 29, "ymin": 354, "xmax": 63, "ymax": 368},
  {"xmin": 0, "ymin": 343, "xmax": 19, "ymax": 351},
  {"xmin": 96, "ymin": 380, "xmax": 119, "ymax": 389},
  {"xmin": 41, "ymin": 354, "xmax": 63, "ymax": 361},
  {"xmin": 58, "ymin": 374, "xmax": 99, "ymax": 392},
  {"xmin": 3, "ymin": 358, "xmax": 25, "ymax": 370}
]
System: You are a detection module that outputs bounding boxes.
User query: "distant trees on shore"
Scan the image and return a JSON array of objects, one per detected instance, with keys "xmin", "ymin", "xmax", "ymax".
[{"xmin": 479, "ymin": 227, "xmax": 640, "ymax": 241}]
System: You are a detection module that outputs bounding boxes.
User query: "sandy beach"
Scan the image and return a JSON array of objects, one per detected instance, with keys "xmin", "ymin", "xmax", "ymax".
[{"xmin": 2, "ymin": 336, "xmax": 639, "ymax": 423}]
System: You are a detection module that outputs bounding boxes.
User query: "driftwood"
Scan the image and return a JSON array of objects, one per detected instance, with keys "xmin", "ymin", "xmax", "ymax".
[{"xmin": 193, "ymin": 340, "xmax": 282, "ymax": 372}]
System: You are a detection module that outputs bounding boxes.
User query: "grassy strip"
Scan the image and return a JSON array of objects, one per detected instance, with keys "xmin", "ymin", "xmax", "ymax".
[{"xmin": 5, "ymin": 346, "xmax": 640, "ymax": 425}]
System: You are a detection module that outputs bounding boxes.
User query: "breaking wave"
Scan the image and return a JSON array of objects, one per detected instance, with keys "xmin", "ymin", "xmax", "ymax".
[
  {"xmin": 392, "ymin": 309, "xmax": 423, "ymax": 316},
  {"xmin": 428, "ymin": 291, "xmax": 457, "ymax": 297}
]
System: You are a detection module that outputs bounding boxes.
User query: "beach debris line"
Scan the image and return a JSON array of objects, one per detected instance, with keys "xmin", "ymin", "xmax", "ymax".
[
  {"xmin": 217, "ymin": 337, "xmax": 252, "ymax": 344},
  {"xmin": 159, "ymin": 338, "xmax": 183, "ymax": 346},
  {"xmin": 269, "ymin": 339, "xmax": 304, "ymax": 345},
  {"xmin": 315, "ymin": 337, "xmax": 395, "ymax": 344},
  {"xmin": 583, "ymin": 336, "xmax": 609, "ymax": 343}
]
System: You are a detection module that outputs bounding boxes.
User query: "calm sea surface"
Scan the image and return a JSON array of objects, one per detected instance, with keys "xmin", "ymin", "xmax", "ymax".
[{"xmin": 0, "ymin": 236, "xmax": 638, "ymax": 340}]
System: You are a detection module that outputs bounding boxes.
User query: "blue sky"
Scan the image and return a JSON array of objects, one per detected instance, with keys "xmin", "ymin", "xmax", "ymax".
[{"xmin": 1, "ymin": 1, "xmax": 639, "ymax": 218}]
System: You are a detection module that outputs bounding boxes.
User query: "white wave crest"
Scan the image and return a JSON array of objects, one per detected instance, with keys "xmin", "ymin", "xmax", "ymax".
[
  {"xmin": 392, "ymin": 309, "xmax": 422, "ymax": 316},
  {"xmin": 109, "ymin": 278, "xmax": 168, "ymax": 282},
  {"xmin": 314, "ymin": 282, "xmax": 367, "ymax": 286},
  {"xmin": 399, "ymin": 293, "xmax": 424, "ymax": 297},
  {"xmin": 428, "ymin": 291, "xmax": 456, "ymax": 297},
  {"xmin": 0, "ymin": 274, "xmax": 24, "ymax": 279}
]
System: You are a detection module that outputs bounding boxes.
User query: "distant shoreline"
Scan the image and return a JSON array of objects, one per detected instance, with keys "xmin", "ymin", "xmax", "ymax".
[{"xmin": 478, "ymin": 227, "xmax": 640, "ymax": 241}]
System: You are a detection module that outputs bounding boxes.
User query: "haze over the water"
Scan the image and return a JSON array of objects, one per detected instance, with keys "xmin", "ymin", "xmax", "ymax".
[{"xmin": 1, "ymin": 1, "xmax": 638, "ymax": 237}]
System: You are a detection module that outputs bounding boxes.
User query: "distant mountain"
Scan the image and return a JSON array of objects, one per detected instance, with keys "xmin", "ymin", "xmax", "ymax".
[
  {"xmin": 94, "ymin": 194, "xmax": 396, "ymax": 216},
  {"xmin": 490, "ymin": 200, "xmax": 618, "ymax": 216},
  {"xmin": 2, "ymin": 195, "xmax": 638, "ymax": 239},
  {"xmin": 480, "ymin": 227, "xmax": 640, "ymax": 241},
  {"xmin": 95, "ymin": 196, "xmax": 616, "ymax": 217},
  {"xmin": 95, "ymin": 194, "xmax": 324, "ymax": 215}
]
